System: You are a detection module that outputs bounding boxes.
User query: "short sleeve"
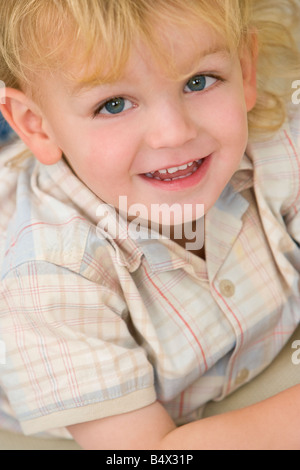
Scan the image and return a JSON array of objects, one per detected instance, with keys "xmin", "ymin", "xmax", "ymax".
[{"xmin": 0, "ymin": 261, "xmax": 156, "ymax": 435}]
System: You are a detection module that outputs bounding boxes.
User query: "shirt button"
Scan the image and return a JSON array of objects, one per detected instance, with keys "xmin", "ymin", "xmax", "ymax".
[
  {"xmin": 235, "ymin": 368, "xmax": 250, "ymax": 385},
  {"xmin": 219, "ymin": 279, "xmax": 235, "ymax": 298}
]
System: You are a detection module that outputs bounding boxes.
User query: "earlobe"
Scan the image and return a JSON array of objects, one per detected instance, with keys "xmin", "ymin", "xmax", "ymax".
[{"xmin": 0, "ymin": 87, "xmax": 62, "ymax": 165}]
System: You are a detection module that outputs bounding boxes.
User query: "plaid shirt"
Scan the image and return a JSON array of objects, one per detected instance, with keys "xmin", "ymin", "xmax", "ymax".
[{"xmin": 0, "ymin": 109, "xmax": 299, "ymax": 437}]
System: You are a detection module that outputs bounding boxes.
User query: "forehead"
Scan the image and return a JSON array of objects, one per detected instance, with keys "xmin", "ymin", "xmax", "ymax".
[
  {"xmin": 18, "ymin": 0, "xmax": 247, "ymax": 101},
  {"xmin": 67, "ymin": 20, "xmax": 231, "ymax": 96}
]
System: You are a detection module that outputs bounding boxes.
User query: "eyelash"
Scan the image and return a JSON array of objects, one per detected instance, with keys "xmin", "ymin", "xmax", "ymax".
[
  {"xmin": 93, "ymin": 96, "xmax": 136, "ymax": 118},
  {"xmin": 92, "ymin": 73, "xmax": 225, "ymax": 118}
]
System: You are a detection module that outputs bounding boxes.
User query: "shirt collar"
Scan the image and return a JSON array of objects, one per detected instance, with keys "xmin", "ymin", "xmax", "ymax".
[
  {"xmin": 44, "ymin": 158, "xmax": 145, "ymax": 272},
  {"xmin": 231, "ymin": 150, "xmax": 254, "ymax": 193},
  {"xmin": 44, "ymin": 152, "xmax": 253, "ymax": 274}
]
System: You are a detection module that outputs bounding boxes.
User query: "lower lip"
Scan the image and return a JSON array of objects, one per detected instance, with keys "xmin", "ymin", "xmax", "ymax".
[{"xmin": 139, "ymin": 155, "xmax": 213, "ymax": 191}]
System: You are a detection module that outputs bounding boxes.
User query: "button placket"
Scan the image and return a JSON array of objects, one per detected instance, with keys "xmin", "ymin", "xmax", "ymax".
[
  {"xmin": 234, "ymin": 368, "xmax": 250, "ymax": 386},
  {"xmin": 219, "ymin": 279, "xmax": 236, "ymax": 298}
]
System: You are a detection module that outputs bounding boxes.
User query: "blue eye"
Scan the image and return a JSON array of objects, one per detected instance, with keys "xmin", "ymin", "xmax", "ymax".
[
  {"xmin": 185, "ymin": 75, "xmax": 217, "ymax": 93},
  {"xmin": 103, "ymin": 97, "xmax": 125, "ymax": 114},
  {"xmin": 97, "ymin": 97, "xmax": 133, "ymax": 116}
]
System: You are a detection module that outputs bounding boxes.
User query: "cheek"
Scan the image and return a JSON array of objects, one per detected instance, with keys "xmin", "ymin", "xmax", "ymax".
[
  {"xmin": 211, "ymin": 95, "xmax": 249, "ymax": 152},
  {"xmin": 87, "ymin": 125, "xmax": 138, "ymax": 171},
  {"xmin": 77, "ymin": 130, "xmax": 140, "ymax": 198},
  {"xmin": 74, "ymin": 128, "xmax": 120, "ymax": 178}
]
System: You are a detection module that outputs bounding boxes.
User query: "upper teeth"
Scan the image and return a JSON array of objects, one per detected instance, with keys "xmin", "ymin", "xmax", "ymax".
[{"xmin": 151, "ymin": 161, "xmax": 196, "ymax": 175}]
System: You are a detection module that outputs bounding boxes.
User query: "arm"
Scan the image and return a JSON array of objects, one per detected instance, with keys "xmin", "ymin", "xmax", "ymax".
[{"xmin": 68, "ymin": 384, "xmax": 300, "ymax": 450}]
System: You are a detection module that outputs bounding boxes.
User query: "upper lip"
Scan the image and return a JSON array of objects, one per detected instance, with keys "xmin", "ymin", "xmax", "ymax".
[{"xmin": 144, "ymin": 157, "xmax": 206, "ymax": 175}]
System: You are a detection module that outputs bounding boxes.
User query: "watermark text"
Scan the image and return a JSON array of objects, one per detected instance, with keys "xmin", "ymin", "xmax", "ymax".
[
  {"xmin": 292, "ymin": 80, "xmax": 300, "ymax": 105},
  {"xmin": 291, "ymin": 339, "xmax": 300, "ymax": 365},
  {"xmin": 96, "ymin": 196, "xmax": 205, "ymax": 251}
]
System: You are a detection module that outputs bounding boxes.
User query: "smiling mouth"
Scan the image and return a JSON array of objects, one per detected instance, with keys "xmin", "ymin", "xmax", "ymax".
[{"xmin": 143, "ymin": 159, "xmax": 204, "ymax": 181}]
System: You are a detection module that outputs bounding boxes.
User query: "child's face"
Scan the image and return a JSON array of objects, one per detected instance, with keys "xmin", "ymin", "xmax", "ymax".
[{"xmin": 36, "ymin": 21, "xmax": 256, "ymax": 224}]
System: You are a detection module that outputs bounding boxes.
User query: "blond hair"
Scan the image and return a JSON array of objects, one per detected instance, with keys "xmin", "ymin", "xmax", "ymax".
[{"xmin": 0, "ymin": 0, "xmax": 300, "ymax": 142}]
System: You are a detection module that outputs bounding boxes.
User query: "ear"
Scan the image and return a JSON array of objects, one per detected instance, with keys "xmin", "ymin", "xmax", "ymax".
[
  {"xmin": 240, "ymin": 32, "xmax": 258, "ymax": 112},
  {"xmin": 0, "ymin": 87, "xmax": 62, "ymax": 165}
]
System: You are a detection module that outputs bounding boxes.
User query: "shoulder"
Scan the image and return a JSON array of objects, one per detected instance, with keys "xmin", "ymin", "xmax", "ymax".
[
  {"xmin": 0, "ymin": 152, "xmax": 117, "ymax": 284},
  {"xmin": 246, "ymin": 107, "xmax": 300, "ymax": 215}
]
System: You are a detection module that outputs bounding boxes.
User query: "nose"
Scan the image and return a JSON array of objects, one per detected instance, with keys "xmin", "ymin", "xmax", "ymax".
[{"xmin": 146, "ymin": 99, "xmax": 198, "ymax": 150}]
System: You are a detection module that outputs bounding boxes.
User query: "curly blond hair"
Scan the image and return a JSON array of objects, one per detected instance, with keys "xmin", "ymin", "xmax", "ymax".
[{"xmin": 0, "ymin": 0, "xmax": 300, "ymax": 143}]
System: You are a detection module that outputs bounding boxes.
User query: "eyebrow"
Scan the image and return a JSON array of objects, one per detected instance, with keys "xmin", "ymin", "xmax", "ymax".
[
  {"xmin": 70, "ymin": 45, "xmax": 231, "ymax": 97},
  {"xmin": 198, "ymin": 45, "xmax": 230, "ymax": 58},
  {"xmin": 182, "ymin": 46, "xmax": 232, "ymax": 74}
]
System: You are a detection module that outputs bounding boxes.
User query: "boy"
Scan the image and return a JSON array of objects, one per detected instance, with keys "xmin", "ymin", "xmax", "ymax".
[{"xmin": 0, "ymin": 0, "xmax": 299, "ymax": 449}]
